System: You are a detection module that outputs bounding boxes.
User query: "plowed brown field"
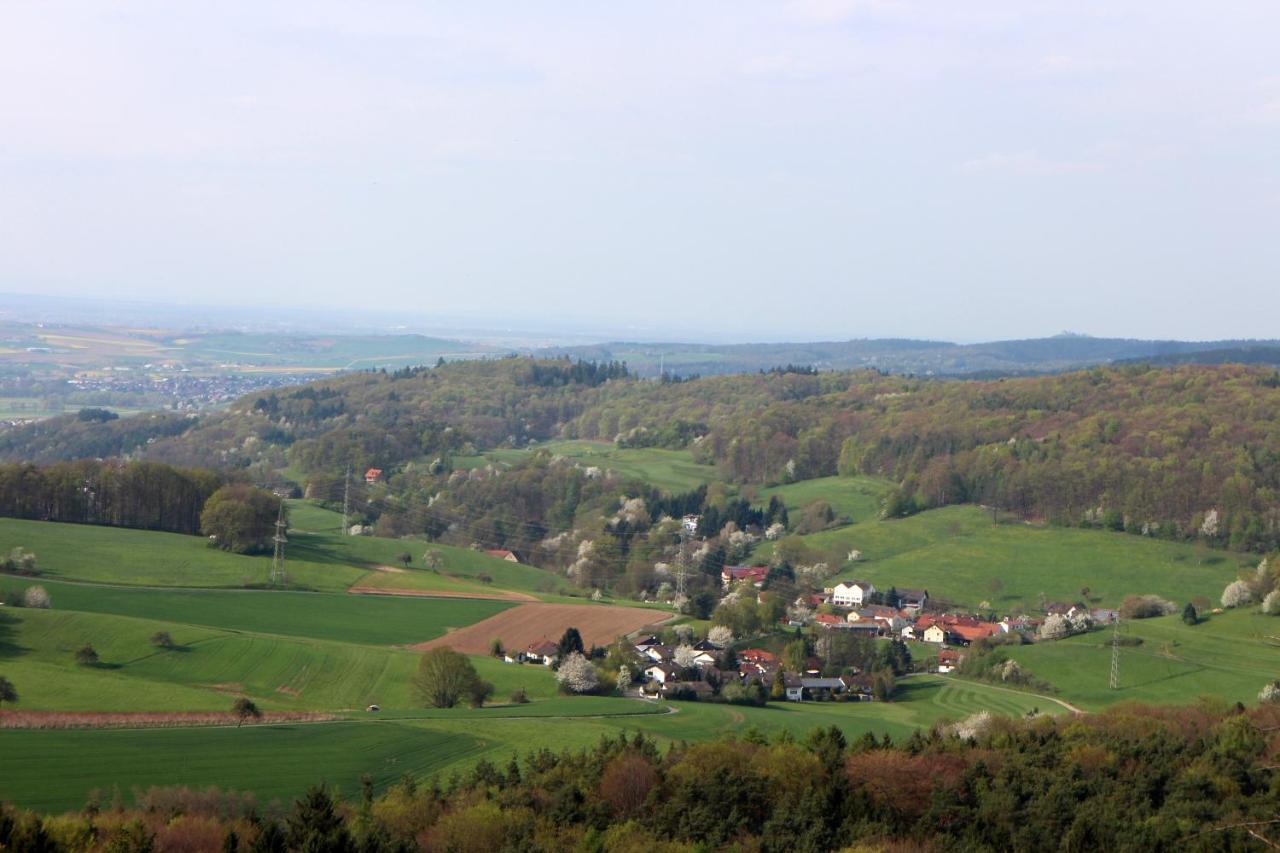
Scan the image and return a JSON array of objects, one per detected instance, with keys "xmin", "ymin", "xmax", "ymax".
[{"xmin": 411, "ymin": 603, "xmax": 669, "ymax": 654}]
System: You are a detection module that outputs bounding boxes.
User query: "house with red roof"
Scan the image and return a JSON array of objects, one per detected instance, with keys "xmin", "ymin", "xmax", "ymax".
[{"xmin": 721, "ymin": 565, "xmax": 769, "ymax": 588}]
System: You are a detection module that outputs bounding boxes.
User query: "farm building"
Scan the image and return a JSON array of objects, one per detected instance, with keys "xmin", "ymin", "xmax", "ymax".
[{"xmin": 484, "ymin": 549, "xmax": 520, "ymax": 563}]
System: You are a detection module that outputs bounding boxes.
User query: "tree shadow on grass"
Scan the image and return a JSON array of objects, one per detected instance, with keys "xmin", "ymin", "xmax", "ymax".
[{"xmin": 0, "ymin": 610, "xmax": 31, "ymax": 659}]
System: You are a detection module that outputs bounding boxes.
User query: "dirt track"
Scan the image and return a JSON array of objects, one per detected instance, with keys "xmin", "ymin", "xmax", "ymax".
[
  {"xmin": 412, "ymin": 603, "xmax": 669, "ymax": 654},
  {"xmin": 348, "ymin": 585, "xmax": 538, "ymax": 602}
]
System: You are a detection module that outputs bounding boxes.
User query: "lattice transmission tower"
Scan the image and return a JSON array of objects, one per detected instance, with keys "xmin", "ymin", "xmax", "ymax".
[
  {"xmin": 1109, "ymin": 616, "xmax": 1121, "ymax": 690},
  {"xmin": 270, "ymin": 502, "xmax": 288, "ymax": 586}
]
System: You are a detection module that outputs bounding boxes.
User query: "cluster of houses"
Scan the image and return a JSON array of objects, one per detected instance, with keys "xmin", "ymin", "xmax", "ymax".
[{"xmin": 633, "ymin": 636, "xmax": 877, "ymax": 702}]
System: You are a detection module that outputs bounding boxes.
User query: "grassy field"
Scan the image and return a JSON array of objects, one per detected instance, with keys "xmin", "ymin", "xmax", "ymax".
[
  {"xmin": 757, "ymin": 505, "xmax": 1249, "ymax": 610},
  {"xmin": 0, "ymin": 576, "xmax": 512, "ymax": 646},
  {"xmin": 288, "ymin": 501, "xmax": 560, "ymax": 596},
  {"xmin": 1007, "ymin": 608, "xmax": 1279, "ymax": 710},
  {"xmin": 0, "ymin": 605, "xmax": 557, "ymax": 712},
  {"xmin": 481, "ymin": 440, "xmax": 719, "ymax": 493},
  {"xmin": 0, "ymin": 675, "xmax": 1050, "ymax": 813},
  {"xmin": 0, "ymin": 508, "xmax": 556, "ymax": 599},
  {"xmin": 756, "ymin": 475, "xmax": 891, "ymax": 524},
  {"xmin": 0, "ymin": 517, "xmax": 366, "ymax": 592}
]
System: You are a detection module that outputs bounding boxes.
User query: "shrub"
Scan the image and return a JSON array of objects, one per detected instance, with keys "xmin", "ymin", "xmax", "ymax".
[
  {"xmin": 1119, "ymin": 595, "xmax": 1176, "ymax": 619},
  {"xmin": 1221, "ymin": 580, "xmax": 1254, "ymax": 608},
  {"xmin": 74, "ymin": 644, "xmax": 99, "ymax": 665},
  {"xmin": 468, "ymin": 679, "xmax": 494, "ymax": 709},
  {"xmin": 151, "ymin": 631, "xmax": 175, "ymax": 649},
  {"xmin": 1262, "ymin": 589, "xmax": 1280, "ymax": 615},
  {"xmin": 232, "ymin": 697, "xmax": 261, "ymax": 727},
  {"xmin": 21, "ymin": 586, "xmax": 50, "ymax": 609},
  {"xmin": 509, "ymin": 687, "xmax": 529, "ymax": 704},
  {"xmin": 1259, "ymin": 682, "xmax": 1280, "ymax": 703}
]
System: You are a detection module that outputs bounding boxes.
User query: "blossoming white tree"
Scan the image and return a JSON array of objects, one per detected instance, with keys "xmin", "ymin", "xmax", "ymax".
[
  {"xmin": 707, "ymin": 625, "xmax": 734, "ymax": 648},
  {"xmin": 673, "ymin": 644, "xmax": 697, "ymax": 669},
  {"xmin": 1037, "ymin": 613, "xmax": 1072, "ymax": 640},
  {"xmin": 555, "ymin": 652, "xmax": 599, "ymax": 694},
  {"xmin": 1221, "ymin": 580, "xmax": 1253, "ymax": 608}
]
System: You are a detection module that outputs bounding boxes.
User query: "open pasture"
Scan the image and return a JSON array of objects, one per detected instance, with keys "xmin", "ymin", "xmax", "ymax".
[
  {"xmin": 759, "ymin": 505, "xmax": 1248, "ymax": 610},
  {"xmin": 0, "ymin": 517, "xmax": 366, "ymax": 592},
  {"xmin": 1008, "ymin": 608, "xmax": 1278, "ymax": 710},
  {"xmin": 0, "ymin": 575, "xmax": 512, "ymax": 647},
  {"xmin": 755, "ymin": 475, "xmax": 891, "ymax": 524},
  {"xmin": 0, "ymin": 675, "xmax": 1055, "ymax": 814},
  {"xmin": 288, "ymin": 501, "xmax": 558, "ymax": 596}
]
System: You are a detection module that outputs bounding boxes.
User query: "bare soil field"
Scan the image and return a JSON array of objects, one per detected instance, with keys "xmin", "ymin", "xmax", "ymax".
[{"xmin": 412, "ymin": 603, "xmax": 669, "ymax": 654}]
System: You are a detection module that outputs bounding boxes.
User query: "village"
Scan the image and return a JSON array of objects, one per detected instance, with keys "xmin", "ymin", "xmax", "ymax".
[{"xmin": 502, "ymin": 565, "xmax": 1120, "ymax": 705}]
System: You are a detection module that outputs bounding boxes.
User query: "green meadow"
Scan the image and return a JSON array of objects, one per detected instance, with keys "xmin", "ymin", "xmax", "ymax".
[
  {"xmin": 0, "ymin": 675, "xmax": 1050, "ymax": 813},
  {"xmin": 755, "ymin": 475, "xmax": 891, "ymax": 524},
  {"xmin": 1007, "ymin": 608, "xmax": 1278, "ymax": 710},
  {"xmin": 0, "ymin": 576, "xmax": 510, "ymax": 646},
  {"xmin": 758, "ymin": 504, "xmax": 1248, "ymax": 610}
]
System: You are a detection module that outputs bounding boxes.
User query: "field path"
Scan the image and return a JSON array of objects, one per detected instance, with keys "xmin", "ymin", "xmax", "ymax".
[
  {"xmin": 937, "ymin": 675, "xmax": 1085, "ymax": 715},
  {"xmin": 347, "ymin": 584, "xmax": 538, "ymax": 603},
  {"xmin": 411, "ymin": 603, "xmax": 670, "ymax": 654}
]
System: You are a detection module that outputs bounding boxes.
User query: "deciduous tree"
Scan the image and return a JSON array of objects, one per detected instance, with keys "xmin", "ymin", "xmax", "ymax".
[{"xmin": 412, "ymin": 646, "xmax": 483, "ymax": 709}]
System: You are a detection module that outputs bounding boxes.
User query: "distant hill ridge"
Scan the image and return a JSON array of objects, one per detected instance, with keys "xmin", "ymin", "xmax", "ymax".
[{"xmin": 542, "ymin": 335, "xmax": 1280, "ymax": 377}]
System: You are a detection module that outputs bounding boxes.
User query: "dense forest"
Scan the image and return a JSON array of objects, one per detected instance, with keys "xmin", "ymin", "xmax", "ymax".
[
  {"xmin": 0, "ymin": 460, "xmax": 224, "ymax": 535},
  {"xmin": 6, "ymin": 358, "xmax": 1280, "ymax": 552},
  {"xmin": 2, "ymin": 702, "xmax": 1277, "ymax": 850},
  {"xmin": 0, "ymin": 409, "xmax": 197, "ymax": 464}
]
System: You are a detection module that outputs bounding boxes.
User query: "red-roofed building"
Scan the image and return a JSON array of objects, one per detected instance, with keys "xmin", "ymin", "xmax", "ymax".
[
  {"xmin": 721, "ymin": 565, "xmax": 769, "ymax": 588},
  {"xmin": 484, "ymin": 549, "xmax": 520, "ymax": 563},
  {"xmin": 364, "ymin": 468, "xmax": 384, "ymax": 485},
  {"xmin": 524, "ymin": 639, "xmax": 560, "ymax": 666}
]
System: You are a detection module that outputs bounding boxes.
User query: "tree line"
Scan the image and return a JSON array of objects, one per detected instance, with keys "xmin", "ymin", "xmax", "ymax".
[{"xmin": 0, "ymin": 460, "xmax": 224, "ymax": 535}]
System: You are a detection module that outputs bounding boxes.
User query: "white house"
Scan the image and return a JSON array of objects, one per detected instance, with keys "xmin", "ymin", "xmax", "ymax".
[
  {"xmin": 692, "ymin": 651, "xmax": 719, "ymax": 667},
  {"xmin": 643, "ymin": 662, "xmax": 680, "ymax": 684},
  {"xmin": 922, "ymin": 624, "xmax": 947, "ymax": 644},
  {"xmin": 524, "ymin": 639, "xmax": 560, "ymax": 666},
  {"xmin": 830, "ymin": 580, "xmax": 876, "ymax": 608}
]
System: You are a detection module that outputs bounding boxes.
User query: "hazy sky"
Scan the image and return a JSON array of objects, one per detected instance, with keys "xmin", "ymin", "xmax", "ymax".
[{"xmin": 2, "ymin": 2, "xmax": 1278, "ymax": 342}]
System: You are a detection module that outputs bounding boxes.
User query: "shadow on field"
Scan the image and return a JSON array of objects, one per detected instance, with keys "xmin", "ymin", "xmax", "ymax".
[
  {"xmin": 286, "ymin": 537, "xmax": 359, "ymax": 568},
  {"xmin": 0, "ymin": 610, "xmax": 30, "ymax": 659}
]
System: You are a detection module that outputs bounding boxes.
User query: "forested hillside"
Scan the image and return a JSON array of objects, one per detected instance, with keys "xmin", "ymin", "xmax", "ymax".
[{"xmin": 6, "ymin": 358, "xmax": 1280, "ymax": 552}]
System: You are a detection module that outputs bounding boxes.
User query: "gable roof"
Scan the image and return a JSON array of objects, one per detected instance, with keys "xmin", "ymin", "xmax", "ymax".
[{"xmin": 526, "ymin": 639, "xmax": 559, "ymax": 657}]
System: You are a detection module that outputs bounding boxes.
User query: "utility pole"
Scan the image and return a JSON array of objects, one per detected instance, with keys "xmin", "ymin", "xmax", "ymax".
[
  {"xmin": 1109, "ymin": 616, "xmax": 1121, "ymax": 690},
  {"xmin": 674, "ymin": 520, "xmax": 690, "ymax": 599},
  {"xmin": 341, "ymin": 465, "xmax": 351, "ymax": 536},
  {"xmin": 270, "ymin": 502, "xmax": 288, "ymax": 586}
]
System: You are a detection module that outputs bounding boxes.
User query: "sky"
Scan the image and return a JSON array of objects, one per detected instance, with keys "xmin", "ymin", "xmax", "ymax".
[{"xmin": 2, "ymin": 1, "xmax": 1279, "ymax": 343}]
